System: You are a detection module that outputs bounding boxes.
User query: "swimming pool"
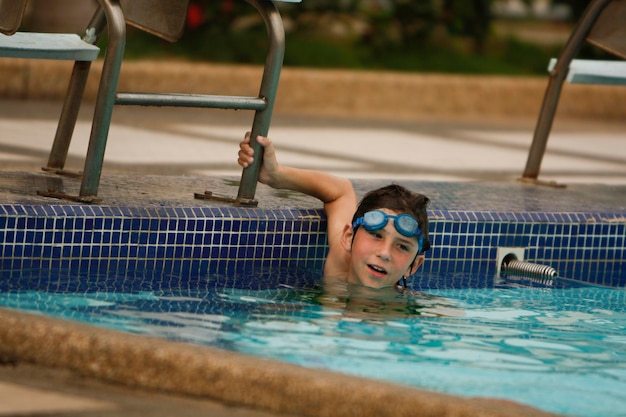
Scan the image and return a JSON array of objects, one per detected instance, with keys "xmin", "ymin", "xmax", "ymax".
[
  {"xmin": 1, "ymin": 267, "xmax": 624, "ymax": 417},
  {"xmin": 0, "ymin": 174, "xmax": 624, "ymax": 416}
]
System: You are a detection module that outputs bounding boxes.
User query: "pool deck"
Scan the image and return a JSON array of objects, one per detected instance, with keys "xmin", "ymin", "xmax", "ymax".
[{"xmin": 0, "ymin": 96, "xmax": 625, "ymax": 417}]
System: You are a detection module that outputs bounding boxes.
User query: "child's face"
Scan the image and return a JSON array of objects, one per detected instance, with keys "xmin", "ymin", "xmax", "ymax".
[{"xmin": 347, "ymin": 209, "xmax": 423, "ymax": 288}]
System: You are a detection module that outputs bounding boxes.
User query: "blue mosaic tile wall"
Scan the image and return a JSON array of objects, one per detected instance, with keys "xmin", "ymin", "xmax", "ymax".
[
  {"xmin": 0, "ymin": 204, "xmax": 624, "ymax": 287},
  {"xmin": 0, "ymin": 204, "xmax": 328, "ymax": 276},
  {"xmin": 428, "ymin": 210, "xmax": 625, "ymax": 287}
]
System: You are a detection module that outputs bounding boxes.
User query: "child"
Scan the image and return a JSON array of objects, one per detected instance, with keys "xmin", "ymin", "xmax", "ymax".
[{"xmin": 238, "ymin": 133, "xmax": 431, "ymax": 290}]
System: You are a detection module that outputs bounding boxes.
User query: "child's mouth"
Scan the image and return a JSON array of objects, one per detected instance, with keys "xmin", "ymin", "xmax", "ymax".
[{"xmin": 368, "ymin": 264, "xmax": 387, "ymax": 276}]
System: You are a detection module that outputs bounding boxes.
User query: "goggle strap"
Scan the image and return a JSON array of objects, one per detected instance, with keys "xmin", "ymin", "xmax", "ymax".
[{"xmin": 352, "ymin": 217, "xmax": 364, "ymax": 229}]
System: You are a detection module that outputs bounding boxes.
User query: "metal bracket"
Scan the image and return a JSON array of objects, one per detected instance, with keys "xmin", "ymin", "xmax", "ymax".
[
  {"xmin": 194, "ymin": 191, "xmax": 258, "ymax": 207},
  {"xmin": 496, "ymin": 247, "xmax": 525, "ymax": 276},
  {"xmin": 517, "ymin": 177, "xmax": 566, "ymax": 188},
  {"xmin": 41, "ymin": 166, "xmax": 83, "ymax": 179},
  {"xmin": 37, "ymin": 189, "xmax": 102, "ymax": 204}
]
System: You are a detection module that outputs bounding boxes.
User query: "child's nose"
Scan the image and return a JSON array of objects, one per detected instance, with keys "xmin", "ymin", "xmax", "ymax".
[{"xmin": 376, "ymin": 240, "xmax": 392, "ymax": 261}]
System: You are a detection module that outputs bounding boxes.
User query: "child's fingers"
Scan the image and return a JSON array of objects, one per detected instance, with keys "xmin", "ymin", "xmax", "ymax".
[
  {"xmin": 238, "ymin": 157, "xmax": 251, "ymax": 168},
  {"xmin": 238, "ymin": 134, "xmax": 273, "ymax": 168},
  {"xmin": 238, "ymin": 133, "xmax": 254, "ymax": 168},
  {"xmin": 255, "ymin": 135, "xmax": 270, "ymax": 147},
  {"xmin": 239, "ymin": 141, "xmax": 253, "ymax": 155},
  {"xmin": 237, "ymin": 148, "xmax": 253, "ymax": 167}
]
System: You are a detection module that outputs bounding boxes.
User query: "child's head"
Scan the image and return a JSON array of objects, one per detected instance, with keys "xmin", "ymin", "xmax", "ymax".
[
  {"xmin": 343, "ymin": 184, "xmax": 431, "ymax": 289},
  {"xmin": 351, "ymin": 184, "xmax": 431, "ymax": 253}
]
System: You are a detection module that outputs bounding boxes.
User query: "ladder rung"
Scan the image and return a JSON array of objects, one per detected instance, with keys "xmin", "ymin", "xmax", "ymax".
[
  {"xmin": 0, "ymin": 32, "xmax": 99, "ymax": 61},
  {"xmin": 115, "ymin": 92, "xmax": 267, "ymax": 110}
]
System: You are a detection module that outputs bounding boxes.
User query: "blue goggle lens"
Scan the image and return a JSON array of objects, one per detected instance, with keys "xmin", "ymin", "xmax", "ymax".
[{"xmin": 353, "ymin": 210, "xmax": 422, "ymax": 239}]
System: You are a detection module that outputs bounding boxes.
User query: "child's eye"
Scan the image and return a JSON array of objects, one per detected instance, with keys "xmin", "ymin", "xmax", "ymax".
[
  {"xmin": 367, "ymin": 230, "xmax": 382, "ymax": 239},
  {"xmin": 396, "ymin": 243, "xmax": 413, "ymax": 252}
]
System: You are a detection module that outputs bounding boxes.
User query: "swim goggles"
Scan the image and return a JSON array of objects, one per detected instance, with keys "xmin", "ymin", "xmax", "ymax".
[{"xmin": 352, "ymin": 210, "xmax": 424, "ymax": 253}]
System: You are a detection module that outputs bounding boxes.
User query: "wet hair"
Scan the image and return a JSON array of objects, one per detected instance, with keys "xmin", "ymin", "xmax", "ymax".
[{"xmin": 351, "ymin": 184, "xmax": 431, "ymax": 253}]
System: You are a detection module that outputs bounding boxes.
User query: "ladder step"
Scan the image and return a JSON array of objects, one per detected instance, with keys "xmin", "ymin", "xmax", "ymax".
[
  {"xmin": 0, "ymin": 32, "xmax": 99, "ymax": 61},
  {"xmin": 549, "ymin": 58, "xmax": 626, "ymax": 86},
  {"xmin": 115, "ymin": 92, "xmax": 267, "ymax": 110}
]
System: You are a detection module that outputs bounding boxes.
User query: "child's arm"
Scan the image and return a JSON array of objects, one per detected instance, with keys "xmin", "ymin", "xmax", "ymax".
[{"xmin": 238, "ymin": 133, "xmax": 357, "ymax": 261}]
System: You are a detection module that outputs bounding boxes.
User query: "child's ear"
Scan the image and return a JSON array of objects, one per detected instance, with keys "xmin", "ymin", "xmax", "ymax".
[
  {"xmin": 408, "ymin": 255, "xmax": 425, "ymax": 276},
  {"xmin": 340, "ymin": 224, "xmax": 354, "ymax": 252}
]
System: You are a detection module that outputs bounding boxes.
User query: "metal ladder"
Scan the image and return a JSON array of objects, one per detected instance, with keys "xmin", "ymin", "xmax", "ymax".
[
  {"xmin": 1, "ymin": 0, "xmax": 301, "ymax": 205},
  {"xmin": 520, "ymin": 0, "xmax": 626, "ymax": 187}
]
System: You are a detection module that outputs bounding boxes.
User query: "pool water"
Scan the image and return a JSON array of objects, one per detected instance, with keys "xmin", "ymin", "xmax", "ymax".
[{"xmin": 1, "ymin": 268, "xmax": 625, "ymax": 417}]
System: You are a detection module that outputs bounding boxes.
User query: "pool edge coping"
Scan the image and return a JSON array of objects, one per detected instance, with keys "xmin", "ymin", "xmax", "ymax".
[{"xmin": 0, "ymin": 307, "xmax": 561, "ymax": 417}]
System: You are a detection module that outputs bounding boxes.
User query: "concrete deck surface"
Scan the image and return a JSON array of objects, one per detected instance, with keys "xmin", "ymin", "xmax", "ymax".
[
  {"xmin": 1, "ymin": 96, "xmax": 624, "ymax": 417},
  {"xmin": 0, "ymin": 362, "xmax": 290, "ymax": 417},
  {"xmin": 1, "ymin": 98, "xmax": 625, "ymax": 185}
]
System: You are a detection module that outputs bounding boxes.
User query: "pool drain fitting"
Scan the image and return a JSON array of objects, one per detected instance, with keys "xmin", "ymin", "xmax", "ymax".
[{"xmin": 500, "ymin": 252, "xmax": 558, "ymax": 286}]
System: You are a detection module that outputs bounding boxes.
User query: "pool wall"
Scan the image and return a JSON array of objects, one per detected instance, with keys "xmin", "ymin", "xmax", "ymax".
[{"xmin": 0, "ymin": 174, "xmax": 624, "ymax": 287}]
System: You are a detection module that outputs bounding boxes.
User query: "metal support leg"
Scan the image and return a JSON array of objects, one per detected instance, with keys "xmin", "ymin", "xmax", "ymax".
[
  {"xmin": 236, "ymin": 0, "xmax": 285, "ymax": 205},
  {"xmin": 79, "ymin": 0, "xmax": 126, "ymax": 199},
  {"xmin": 519, "ymin": 0, "xmax": 613, "ymax": 186},
  {"xmin": 44, "ymin": 8, "xmax": 107, "ymax": 176},
  {"xmin": 44, "ymin": 61, "xmax": 92, "ymax": 176},
  {"xmin": 195, "ymin": 0, "xmax": 286, "ymax": 206}
]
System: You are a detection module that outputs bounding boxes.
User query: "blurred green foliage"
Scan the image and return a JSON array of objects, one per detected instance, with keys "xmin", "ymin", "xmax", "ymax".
[{"xmin": 122, "ymin": 0, "xmax": 576, "ymax": 75}]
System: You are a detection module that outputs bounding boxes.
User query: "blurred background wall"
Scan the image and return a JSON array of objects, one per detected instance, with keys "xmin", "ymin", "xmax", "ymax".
[
  {"xmin": 8, "ymin": 0, "xmax": 623, "ymax": 121},
  {"xmin": 18, "ymin": 0, "xmax": 594, "ymax": 76}
]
